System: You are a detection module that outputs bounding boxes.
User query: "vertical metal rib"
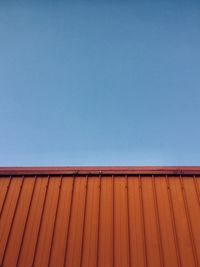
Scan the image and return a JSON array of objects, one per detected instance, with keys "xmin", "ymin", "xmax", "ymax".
[
  {"xmin": 48, "ymin": 175, "xmax": 63, "ymax": 267},
  {"xmin": 112, "ymin": 175, "xmax": 115, "ymax": 267},
  {"xmin": 16, "ymin": 175, "xmax": 37, "ymax": 267},
  {"xmin": 179, "ymin": 175, "xmax": 199, "ymax": 266},
  {"xmin": 126, "ymin": 175, "xmax": 131, "ymax": 267},
  {"xmin": 165, "ymin": 175, "xmax": 182, "ymax": 267},
  {"xmin": 31, "ymin": 175, "xmax": 50, "ymax": 267},
  {"xmin": 193, "ymin": 175, "xmax": 200, "ymax": 207},
  {"xmin": 0, "ymin": 176, "xmax": 12, "ymax": 220},
  {"xmin": 63, "ymin": 174, "xmax": 76, "ymax": 267},
  {"xmin": 80, "ymin": 175, "xmax": 89, "ymax": 267},
  {"xmin": 139, "ymin": 175, "xmax": 148, "ymax": 267},
  {"xmin": 96, "ymin": 174, "xmax": 101, "ymax": 267},
  {"xmin": 2, "ymin": 176, "xmax": 25, "ymax": 267},
  {"xmin": 152, "ymin": 175, "xmax": 164, "ymax": 267}
]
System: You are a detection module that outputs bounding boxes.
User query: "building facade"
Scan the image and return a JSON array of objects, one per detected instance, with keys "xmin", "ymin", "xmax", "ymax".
[{"xmin": 0, "ymin": 167, "xmax": 200, "ymax": 267}]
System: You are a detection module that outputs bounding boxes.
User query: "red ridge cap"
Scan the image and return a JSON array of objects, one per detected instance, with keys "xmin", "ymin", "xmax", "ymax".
[{"xmin": 0, "ymin": 166, "xmax": 200, "ymax": 175}]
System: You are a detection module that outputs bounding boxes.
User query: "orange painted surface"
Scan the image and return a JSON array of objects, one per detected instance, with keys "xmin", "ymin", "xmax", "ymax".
[{"xmin": 0, "ymin": 168, "xmax": 200, "ymax": 267}]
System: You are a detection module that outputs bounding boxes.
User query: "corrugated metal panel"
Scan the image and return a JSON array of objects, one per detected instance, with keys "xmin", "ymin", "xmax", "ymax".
[{"xmin": 1, "ymin": 168, "xmax": 200, "ymax": 267}]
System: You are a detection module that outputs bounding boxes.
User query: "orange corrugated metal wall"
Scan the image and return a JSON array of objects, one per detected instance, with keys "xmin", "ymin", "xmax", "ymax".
[{"xmin": 1, "ymin": 175, "xmax": 200, "ymax": 267}]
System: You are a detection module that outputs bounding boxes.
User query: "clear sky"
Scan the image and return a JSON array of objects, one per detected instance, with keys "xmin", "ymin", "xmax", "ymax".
[{"xmin": 0, "ymin": 0, "xmax": 200, "ymax": 166}]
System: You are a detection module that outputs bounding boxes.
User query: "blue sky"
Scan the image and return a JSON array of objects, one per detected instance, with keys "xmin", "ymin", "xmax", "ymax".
[{"xmin": 0, "ymin": 0, "xmax": 200, "ymax": 166}]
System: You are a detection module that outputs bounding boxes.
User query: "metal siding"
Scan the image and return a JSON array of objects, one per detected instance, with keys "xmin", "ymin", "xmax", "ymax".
[
  {"xmin": 155, "ymin": 177, "xmax": 180, "ymax": 266},
  {"xmin": 0, "ymin": 177, "xmax": 11, "ymax": 216},
  {"xmin": 0, "ymin": 177, "xmax": 23, "ymax": 266},
  {"xmin": 3, "ymin": 177, "xmax": 36, "ymax": 267},
  {"xmin": 17, "ymin": 176, "xmax": 49, "ymax": 267},
  {"xmin": 65, "ymin": 176, "xmax": 87, "ymax": 267},
  {"xmin": 114, "ymin": 176, "xmax": 130, "ymax": 267},
  {"xmin": 169, "ymin": 177, "xmax": 196, "ymax": 266},
  {"xmin": 49, "ymin": 177, "xmax": 73, "ymax": 267},
  {"xmin": 98, "ymin": 176, "xmax": 114, "ymax": 267},
  {"xmin": 81, "ymin": 176, "xmax": 100, "ymax": 267},
  {"xmin": 142, "ymin": 177, "xmax": 162, "ymax": 267},
  {"xmin": 0, "ymin": 169, "xmax": 200, "ymax": 267},
  {"xmin": 128, "ymin": 177, "xmax": 146, "ymax": 267},
  {"xmin": 33, "ymin": 176, "xmax": 61, "ymax": 267}
]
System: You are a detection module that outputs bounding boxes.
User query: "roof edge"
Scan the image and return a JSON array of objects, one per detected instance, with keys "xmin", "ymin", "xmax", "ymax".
[{"xmin": 0, "ymin": 166, "xmax": 200, "ymax": 176}]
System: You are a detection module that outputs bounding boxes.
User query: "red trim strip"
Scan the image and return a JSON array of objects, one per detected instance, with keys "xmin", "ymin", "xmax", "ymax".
[{"xmin": 0, "ymin": 166, "xmax": 200, "ymax": 175}]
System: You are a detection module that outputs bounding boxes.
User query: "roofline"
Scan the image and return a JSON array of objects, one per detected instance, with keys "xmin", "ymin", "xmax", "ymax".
[{"xmin": 0, "ymin": 166, "xmax": 200, "ymax": 176}]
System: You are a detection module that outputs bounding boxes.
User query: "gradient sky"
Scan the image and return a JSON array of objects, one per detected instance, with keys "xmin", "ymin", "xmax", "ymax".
[{"xmin": 0, "ymin": 0, "xmax": 200, "ymax": 166}]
